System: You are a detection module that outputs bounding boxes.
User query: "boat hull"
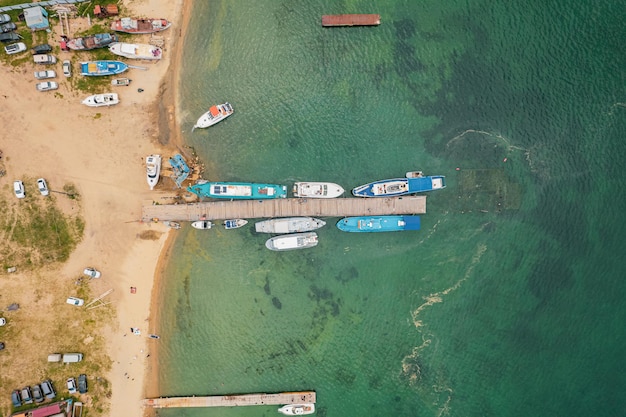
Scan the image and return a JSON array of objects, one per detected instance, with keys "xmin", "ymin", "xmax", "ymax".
[
  {"xmin": 146, "ymin": 154, "xmax": 161, "ymax": 190},
  {"xmin": 81, "ymin": 93, "xmax": 119, "ymax": 107},
  {"xmin": 352, "ymin": 175, "xmax": 446, "ymax": 197},
  {"xmin": 110, "ymin": 18, "xmax": 171, "ymax": 34},
  {"xmin": 293, "ymin": 182, "xmax": 344, "ymax": 198},
  {"xmin": 67, "ymin": 33, "xmax": 118, "ymax": 50},
  {"xmin": 336, "ymin": 215, "xmax": 421, "ymax": 232},
  {"xmin": 265, "ymin": 233, "xmax": 318, "ymax": 251},
  {"xmin": 278, "ymin": 404, "xmax": 316, "ymax": 415},
  {"xmin": 187, "ymin": 182, "xmax": 287, "ymax": 199},
  {"xmin": 191, "ymin": 220, "xmax": 213, "ymax": 230},
  {"xmin": 193, "ymin": 103, "xmax": 233, "ymax": 129},
  {"xmin": 80, "ymin": 60, "xmax": 128, "ymax": 76},
  {"xmin": 255, "ymin": 217, "xmax": 326, "ymax": 234},
  {"xmin": 108, "ymin": 42, "xmax": 162, "ymax": 60}
]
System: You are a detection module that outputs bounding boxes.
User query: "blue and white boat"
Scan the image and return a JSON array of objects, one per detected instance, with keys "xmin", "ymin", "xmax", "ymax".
[
  {"xmin": 80, "ymin": 60, "xmax": 128, "ymax": 76},
  {"xmin": 187, "ymin": 182, "xmax": 288, "ymax": 199},
  {"xmin": 336, "ymin": 215, "xmax": 421, "ymax": 232},
  {"xmin": 168, "ymin": 154, "xmax": 190, "ymax": 188},
  {"xmin": 352, "ymin": 172, "xmax": 445, "ymax": 197}
]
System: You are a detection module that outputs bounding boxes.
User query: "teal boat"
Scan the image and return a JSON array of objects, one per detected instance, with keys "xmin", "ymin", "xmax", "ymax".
[
  {"xmin": 80, "ymin": 60, "xmax": 128, "ymax": 76},
  {"xmin": 336, "ymin": 215, "xmax": 421, "ymax": 232},
  {"xmin": 187, "ymin": 182, "xmax": 287, "ymax": 199}
]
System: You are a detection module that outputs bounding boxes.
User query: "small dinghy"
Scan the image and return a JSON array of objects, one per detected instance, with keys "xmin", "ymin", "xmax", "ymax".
[{"xmin": 223, "ymin": 219, "xmax": 248, "ymax": 229}]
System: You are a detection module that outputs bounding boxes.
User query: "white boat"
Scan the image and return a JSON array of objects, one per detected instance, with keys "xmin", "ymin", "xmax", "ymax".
[
  {"xmin": 255, "ymin": 217, "xmax": 326, "ymax": 234},
  {"xmin": 108, "ymin": 42, "xmax": 163, "ymax": 60},
  {"xmin": 293, "ymin": 182, "xmax": 344, "ymax": 198},
  {"xmin": 223, "ymin": 219, "xmax": 248, "ymax": 229},
  {"xmin": 146, "ymin": 154, "xmax": 161, "ymax": 190},
  {"xmin": 81, "ymin": 93, "xmax": 119, "ymax": 107},
  {"xmin": 265, "ymin": 233, "xmax": 318, "ymax": 251},
  {"xmin": 193, "ymin": 102, "xmax": 233, "ymax": 129},
  {"xmin": 191, "ymin": 220, "xmax": 213, "ymax": 230},
  {"xmin": 163, "ymin": 221, "xmax": 180, "ymax": 229},
  {"xmin": 277, "ymin": 404, "xmax": 316, "ymax": 415}
]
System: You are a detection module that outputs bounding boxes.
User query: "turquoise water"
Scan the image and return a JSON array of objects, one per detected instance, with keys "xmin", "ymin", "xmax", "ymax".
[{"xmin": 155, "ymin": 1, "xmax": 626, "ymax": 416}]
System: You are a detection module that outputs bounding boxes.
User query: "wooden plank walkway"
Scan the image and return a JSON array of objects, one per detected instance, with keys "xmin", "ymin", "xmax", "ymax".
[
  {"xmin": 142, "ymin": 196, "xmax": 426, "ymax": 222},
  {"xmin": 143, "ymin": 391, "xmax": 316, "ymax": 408}
]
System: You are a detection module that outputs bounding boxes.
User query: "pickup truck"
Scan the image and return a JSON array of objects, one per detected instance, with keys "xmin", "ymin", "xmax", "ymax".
[{"xmin": 33, "ymin": 54, "xmax": 57, "ymax": 65}]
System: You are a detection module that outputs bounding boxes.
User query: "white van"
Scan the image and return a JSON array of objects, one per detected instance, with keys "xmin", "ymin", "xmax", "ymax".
[{"xmin": 62, "ymin": 353, "xmax": 83, "ymax": 363}]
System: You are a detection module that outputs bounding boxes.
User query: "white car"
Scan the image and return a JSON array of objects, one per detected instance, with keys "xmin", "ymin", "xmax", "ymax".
[
  {"xmin": 66, "ymin": 378, "xmax": 77, "ymax": 394},
  {"xmin": 34, "ymin": 70, "xmax": 56, "ymax": 80},
  {"xmin": 62, "ymin": 60, "xmax": 71, "ymax": 77},
  {"xmin": 4, "ymin": 42, "xmax": 26, "ymax": 55},
  {"xmin": 66, "ymin": 297, "xmax": 84, "ymax": 307},
  {"xmin": 83, "ymin": 267, "xmax": 101, "ymax": 279},
  {"xmin": 0, "ymin": 318, "xmax": 5, "ymax": 326},
  {"xmin": 37, "ymin": 178, "xmax": 49, "ymax": 196},
  {"xmin": 36, "ymin": 81, "xmax": 58, "ymax": 92},
  {"xmin": 13, "ymin": 180, "xmax": 25, "ymax": 198}
]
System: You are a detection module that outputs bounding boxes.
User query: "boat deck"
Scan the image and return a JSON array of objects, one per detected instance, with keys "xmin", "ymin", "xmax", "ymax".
[
  {"xmin": 322, "ymin": 14, "xmax": 381, "ymax": 26},
  {"xmin": 143, "ymin": 391, "xmax": 316, "ymax": 408},
  {"xmin": 142, "ymin": 196, "xmax": 426, "ymax": 222}
]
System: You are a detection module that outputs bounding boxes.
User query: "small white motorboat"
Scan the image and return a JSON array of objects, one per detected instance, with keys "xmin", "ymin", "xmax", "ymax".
[
  {"xmin": 223, "ymin": 219, "xmax": 248, "ymax": 229},
  {"xmin": 82, "ymin": 93, "xmax": 119, "ymax": 107},
  {"xmin": 146, "ymin": 154, "xmax": 161, "ymax": 190},
  {"xmin": 108, "ymin": 42, "xmax": 163, "ymax": 60},
  {"xmin": 293, "ymin": 182, "xmax": 344, "ymax": 198},
  {"xmin": 191, "ymin": 220, "xmax": 213, "ymax": 230},
  {"xmin": 277, "ymin": 404, "xmax": 315, "ymax": 415},
  {"xmin": 111, "ymin": 78, "xmax": 131, "ymax": 86},
  {"xmin": 265, "ymin": 233, "xmax": 318, "ymax": 251},
  {"xmin": 163, "ymin": 221, "xmax": 180, "ymax": 229},
  {"xmin": 193, "ymin": 102, "xmax": 233, "ymax": 130}
]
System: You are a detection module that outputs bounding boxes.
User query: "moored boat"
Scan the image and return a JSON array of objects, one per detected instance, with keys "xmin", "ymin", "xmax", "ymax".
[
  {"xmin": 191, "ymin": 220, "xmax": 213, "ymax": 230},
  {"xmin": 67, "ymin": 33, "xmax": 118, "ymax": 50},
  {"xmin": 81, "ymin": 93, "xmax": 119, "ymax": 107},
  {"xmin": 108, "ymin": 42, "xmax": 162, "ymax": 60},
  {"xmin": 146, "ymin": 154, "xmax": 161, "ymax": 190},
  {"xmin": 277, "ymin": 403, "xmax": 316, "ymax": 415},
  {"xmin": 187, "ymin": 181, "xmax": 288, "ymax": 200},
  {"xmin": 255, "ymin": 217, "xmax": 326, "ymax": 234},
  {"xmin": 336, "ymin": 215, "xmax": 421, "ymax": 232},
  {"xmin": 110, "ymin": 18, "xmax": 171, "ymax": 34},
  {"xmin": 352, "ymin": 173, "xmax": 445, "ymax": 197},
  {"xmin": 265, "ymin": 233, "xmax": 318, "ymax": 251},
  {"xmin": 293, "ymin": 182, "xmax": 344, "ymax": 198},
  {"xmin": 81, "ymin": 60, "xmax": 128, "ymax": 76},
  {"xmin": 224, "ymin": 219, "xmax": 248, "ymax": 229},
  {"xmin": 193, "ymin": 102, "xmax": 233, "ymax": 130},
  {"xmin": 163, "ymin": 221, "xmax": 180, "ymax": 229}
]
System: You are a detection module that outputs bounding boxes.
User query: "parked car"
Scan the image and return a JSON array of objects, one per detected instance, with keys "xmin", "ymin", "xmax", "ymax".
[
  {"xmin": 0, "ymin": 32, "xmax": 20, "ymax": 43},
  {"xmin": 66, "ymin": 297, "xmax": 84, "ymax": 307},
  {"xmin": 20, "ymin": 387, "xmax": 33, "ymax": 404},
  {"xmin": 0, "ymin": 22, "xmax": 16, "ymax": 33},
  {"xmin": 34, "ymin": 70, "xmax": 56, "ymax": 80},
  {"xmin": 0, "ymin": 317, "xmax": 5, "ymax": 326},
  {"xmin": 0, "ymin": 14, "xmax": 10, "ymax": 24},
  {"xmin": 36, "ymin": 81, "xmax": 58, "ymax": 92},
  {"xmin": 41, "ymin": 379, "xmax": 56, "ymax": 400},
  {"xmin": 13, "ymin": 180, "xmax": 25, "ymax": 198},
  {"xmin": 66, "ymin": 378, "xmax": 77, "ymax": 395},
  {"xmin": 4, "ymin": 42, "xmax": 25, "ymax": 54},
  {"xmin": 32, "ymin": 43, "xmax": 52, "ymax": 54},
  {"xmin": 78, "ymin": 374, "xmax": 88, "ymax": 394},
  {"xmin": 11, "ymin": 390, "xmax": 21, "ymax": 407},
  {"xmin": 37, "ymin": 178, "xmax": 49, "ymax": 196},
  {"xmin": 33, "ymin": 54, "xmax": 56, "ymax": 64},
  {"xmin": 32, "ymin": 384, "xmax": 44, "ymax": 403},
  {"xmin": 62, "ymin": 60, "xmax": 71, "ymax": 77},
  {"xmin": 83, "ymin": 267, "xmax": 101, "ymax": 279},
  {"xmin": 0, "ymin": 342, "xmax": 4, "ymax": 350}
]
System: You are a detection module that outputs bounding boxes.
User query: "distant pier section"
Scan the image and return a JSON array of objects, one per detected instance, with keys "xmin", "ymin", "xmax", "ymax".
[
  {"xmin": 143, "ymin": 391, "xmax": 316, "ymax": 409},
  {"xmin": 321, "ymin": 14, "xmax": 381, "ymax": 27},
  {"xmin": 142, "ymin": 196, "xmax": 426, "ymax": 222}
]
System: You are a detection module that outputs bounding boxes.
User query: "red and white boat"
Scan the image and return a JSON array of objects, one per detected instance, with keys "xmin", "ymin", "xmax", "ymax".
[
  {"xmin": 193, "ymin": 102, "xmax": 234, "ymax": 130},
  {"xmin": 110, "ymin": 18, "xmax": 171, "ymax": 34}
]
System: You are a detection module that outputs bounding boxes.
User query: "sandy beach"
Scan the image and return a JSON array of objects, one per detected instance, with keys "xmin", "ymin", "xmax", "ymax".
[{"xmin": 0, "ymin": 0, "xmax": 187, "ymax": 415}]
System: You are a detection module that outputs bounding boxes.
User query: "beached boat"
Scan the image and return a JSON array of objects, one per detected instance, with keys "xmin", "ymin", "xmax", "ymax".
[
  {"xmin": 73, "ymin": 401, "xmax": 83, "ymax": 417},
  {"xmin": 146, "ymin": 154, "xmax": 161, "ymax": 190},
  {"xmin": 67, "ymin": 33, "xmax": 118, "ymax": 51},
  {"xmin": 110, "ymin": 18, "xmax": 171, "ymax": 34},
  {"xmin": 336, "ymin": 215, "xmax": 421, "ymax": 232},
  {"xmin": 277, "ymin": 404, "xmax": 316, "ymax": 415},
  {"xmin": 163, "ymin": 221, "xmax": 180, "ymax": 229},
  {"xmin": 265, "ymin": 233, "xmax": 318, "ymax": 252},
  {"xmin": 168, "ymin": 154, "xmax": 190, "ymax": 188},
  {"xmin": 293, "ymin": 182, "xmax": 344, "ymax": 198},
  {"xmin": 193, "ymin": 102, "xmax": 233, "ymax": 129},
  {"xmin": 224, "ymin": 219, "xmax": 248, "ymax": 229},
  {"xmin": 191, "ymin": 220, "xmax": 213, "ymax": 230},
  {"xmin": 255, "ymin": 217, "xmax": 326, "ymax": 234},
  {"xmin": 108, "ymin": 42, "xmax": 163, "ymax": 60},
  {"xmin": 352, "ymin": 173, "xmax": 446, "ymax": 197},
  {"xmin": 187, "ymin": 181, "xmax": 288, "ymax": 200},
  {"xmin": 80, "ymin": 60, "xmax": 128, "ymax": 76},
  {"xmin": 81, "ymin": 93, "xmax": 119, "ymax": 107},
  {"xmin": 111, "ymin": 77, "xmax": 132, "ymax": 86}
]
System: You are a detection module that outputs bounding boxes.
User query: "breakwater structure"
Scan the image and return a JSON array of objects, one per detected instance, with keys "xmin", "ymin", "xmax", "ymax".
[
  {"xmin": 141, "ymin": 196, "xmax": 426, "ymax": 222},
  {"xmin": 143, "ymin": 391, "xmax": 316, "ymax": 409}
]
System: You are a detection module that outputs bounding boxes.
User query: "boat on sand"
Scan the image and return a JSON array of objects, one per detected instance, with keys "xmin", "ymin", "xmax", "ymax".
[
  {"xmin": 146, "ymin": 154, "xmax": 161, "ymax": 190},
  {"xmin": 110, "ymin": 18, "xmax": 171, "ymax": 34},
  {"xmin": 111, "ymin": 78, "xmax": 131, "ymax": 86},
  {"xmin": 108, "ymin": 42, "xmax": 162, "ymax": 60},
  {"xmin": 81, "ymin": 60, "xmax": 128, "ymax": 76},
  {"xmin": 265, "ymin": 233, "xmax": 318, "ymax": 251},
  {"xmin": 277, "ymin": 403, "xmax": 316, "ymax": 415},
  {"xmin": 67, "ymin": 33, "xmax": 117, "ymax": 51},
  {"xmin": 81, "ymin": 93, "xmax": 119, "ymax": 107}
]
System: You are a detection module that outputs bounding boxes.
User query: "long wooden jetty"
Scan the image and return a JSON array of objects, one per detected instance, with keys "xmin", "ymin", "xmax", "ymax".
[
  {"xmin": 143, "ymin": 391, "xmax": 316, "ymax": 409},
  {"xmin": 322, "ymin": 14, "xmax": 381, "ymax": 27},
  {"xmin": 142, "ymin": 196, "xmax": 426, "ymax": 222}
]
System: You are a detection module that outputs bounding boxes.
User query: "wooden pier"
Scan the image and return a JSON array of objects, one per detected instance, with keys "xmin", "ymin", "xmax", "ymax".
[
  {"xmin": 143, "ymin": 391, "xmax": 316, "ymax": 409},
  {"xmin": 322, "ymin": 14, "xmax": 381, "ymax": 27},
  {"xmin": 142, "ymin": 196, "xmax": 426, "ymax": 222}
]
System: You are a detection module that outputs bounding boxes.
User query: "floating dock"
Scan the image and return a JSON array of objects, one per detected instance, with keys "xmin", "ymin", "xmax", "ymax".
[
  {"xmin": 142, "ymin": 196, "xmax": 426, "ymax": 222},
  {"xmin": 322, "ymin": 14, "xmax": 381, "ymax": 27},
  {"xmin": 143, "ymin": 391, "xmax": 316, "ymax": 409}
]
